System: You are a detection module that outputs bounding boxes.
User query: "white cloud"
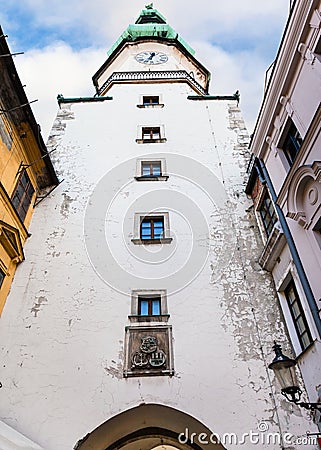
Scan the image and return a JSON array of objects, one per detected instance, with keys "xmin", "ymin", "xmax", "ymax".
[
  {"xmin": 192, "ymin": 41, "xmax": 270, "ymax": 130},
  {"xmin": 15, "ymin": 43, "xmax": 106, "ymax": 139},
  {"xmin": 17, "ymin": 0, "xmax": 290, "ymax": 43}
]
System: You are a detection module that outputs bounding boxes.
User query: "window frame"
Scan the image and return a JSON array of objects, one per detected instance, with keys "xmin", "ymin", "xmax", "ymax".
[
  {"xmin": 137, "ymin": 94, "xmax": 164, "ymax": 109},
  {"xmin": 258, "ymin": 189, "xmax": 278, "ymax": 238},
  {"xmin": 142, "ymin": 127, "xmax": 160, "ymax": 141},
  {"xmin": 11, "ymin": 170, "xmax": 35, "ymax": 223},
  {"xmin": 131, "ymin": 212, "xmax": 172, "ymax": 245},
  {"xmin": 142, "ymin": 161, "xmax": 162, "ymax": 177},
  {"xmin": 278, "ymin": 119, "xmax": 303, "ymax": 167},
  {"xmin": 129, "ymin": 289, "xmax": 169, "ymax": 323},
  {"xmin": 135, "ymin": 158, "xmax": 168, "ymax": 181},
  {"xmin": 138, "ymin": 295, "xmax": 161, "ymax": 316},
  {"xmin": 284, "ymin": 279, "xmax": 313, "ymax": 352},
  {"xmin": 136, "ymin": 125, "xmax": 166, "ymax": 143},
  {"xmin": 143, "ymin": 96, "xmax": 159, "ymax": 106},
  {"xmin": 140, "ymin": 216, "xmax": 164, "ymax": 240}
]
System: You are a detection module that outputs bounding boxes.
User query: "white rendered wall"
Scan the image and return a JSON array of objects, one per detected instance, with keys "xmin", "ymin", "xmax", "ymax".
[{"xmin": 0, "ymin": 81, "xmax": 318, "ymax": 449}]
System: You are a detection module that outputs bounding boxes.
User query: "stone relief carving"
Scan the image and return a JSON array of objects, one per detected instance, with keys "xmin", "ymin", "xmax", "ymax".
[{"xmin": 124, "ymin": 326, "xmax": 173, "ymax": 377}]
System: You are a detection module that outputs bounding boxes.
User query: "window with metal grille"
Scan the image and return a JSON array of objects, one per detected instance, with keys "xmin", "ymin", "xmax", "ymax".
[
  {"xmin": 281, "ymin": 121, "xmax": 302, "ymax": 166},
  {"xmin": 259, "ymin": 191, "xmax": 278, "ymax": 237},
  {"xmin": 11, "ymin": 170, "xmax": 35, "ymax": 222},
  {"xmin": 143, "ymin": 96, "xmax": 159, "ymax": 106},
  {"xmin": 141, "ymin": 161, "xmax": 162, "ymax": 177},
  {"xmin": 138, "ymin": 296, "xmax": 161, "ymax": 316},
  {"xmin": 140, "ymin": 217, "xmax": 164, "ymax": 240},
  {"xmin": 142, "ymin": 127, "xmax": 161, "ymax": 141},
  {"xmin": 0, "ymin": 267, "xmax": 5, "ymax": 289},
  {"xmin": 285, "ymin": 280, "xmax": 313, "ymax": 351}
]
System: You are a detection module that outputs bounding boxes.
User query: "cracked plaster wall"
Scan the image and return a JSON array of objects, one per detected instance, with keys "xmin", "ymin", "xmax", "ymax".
[{"xmin": 0, "ymin": 83, "xmax": 318, "ymax": 449}]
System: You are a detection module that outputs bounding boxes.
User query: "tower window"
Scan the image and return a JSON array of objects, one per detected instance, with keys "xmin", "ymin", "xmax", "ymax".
[
  {"xmin": 11, "ymin": 170, "xmax": 35, "ymax": 223},
  {"xmin": 142, "ymin": 161, "xmax": 162, "ymax": 177},
  {"xmin": 129, "ymin": 289, "xmax": 169, "ymax": 322},
  {"xmin": 143, "ymin": 96, "xmax": 159, "ymax": 105},
  {"xmin": 136, "ymin": 125, "xmax": 166, "ymax": 143},
  {"xmin": 131, "ymin": 212, "xmax": 173, "ymax": 245},
  {"xmin": 285, "ymin": 280, "xmax": 313, "ymax": 351},
  {"xmin": 131, "ymin": 212, "xmax": 172, "ymax": 245},
  {"xmin": 141, "ymin": 217, "xmax": 164, "ymax": 240},
  {"xmin": 137, "ymin": 95, "xmax": 164, "ymax": 109},
  {"xmin": 258, "ymin": 190, "xmax": 278, "ymax": 237},
  {"xmin": 142, "ymin": 127, "xmax": 160, "ymax": 140},
  {"xmin": 135, "ymin": 158, "xmax": 168, "ymax": 181},
  {"xmin": 138, "ymin": 296, "xmax": 161, "ymax": 316}
]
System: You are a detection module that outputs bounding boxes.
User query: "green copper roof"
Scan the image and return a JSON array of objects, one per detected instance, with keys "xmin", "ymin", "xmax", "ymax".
[
  {"xmin": 135, "ymin": 4, "xmax": 167, "ymax": 24},
  {"xmin": 106, "ymin": 6, "xmax": 195, "ymax": 57}
]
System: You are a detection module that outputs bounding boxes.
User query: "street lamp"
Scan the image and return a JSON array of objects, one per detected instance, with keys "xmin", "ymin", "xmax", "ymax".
[{"xmin": 268, "ymin": 341, "xmax": 321, "ymax": 412}]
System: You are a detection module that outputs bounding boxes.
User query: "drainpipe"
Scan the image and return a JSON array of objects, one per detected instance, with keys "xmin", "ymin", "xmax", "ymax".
[{"xmin": 256, "ymin": 158, "xmax": 321, "ymax": 339}]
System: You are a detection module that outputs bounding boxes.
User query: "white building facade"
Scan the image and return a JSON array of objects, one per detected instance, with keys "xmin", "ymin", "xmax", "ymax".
[
  {"xmin": 0, "ymin": 6, "xmax": 319, "ymax": 450},
  {"xmin": 247, "ymin": 0, "xmax": 321, "ymax": 438}
]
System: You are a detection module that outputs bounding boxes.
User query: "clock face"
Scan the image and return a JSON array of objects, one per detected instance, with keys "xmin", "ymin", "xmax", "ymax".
[{"xmin": 135, "ymin": 51, "xmax": 168, "ymax": 65}]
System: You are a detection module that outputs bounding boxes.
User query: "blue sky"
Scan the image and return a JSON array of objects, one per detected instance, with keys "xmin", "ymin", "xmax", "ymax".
[{"xmin": 0, "ymin": 1, "xmax": 290, "ymax": 138}]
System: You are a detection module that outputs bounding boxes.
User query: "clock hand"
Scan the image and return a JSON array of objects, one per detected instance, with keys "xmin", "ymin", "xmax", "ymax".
[{"xmin": 148, "ymin": 52, "xmax": 156, "ymax": 60}]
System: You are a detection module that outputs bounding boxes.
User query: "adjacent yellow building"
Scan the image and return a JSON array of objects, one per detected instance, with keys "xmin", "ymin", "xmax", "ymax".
[{"xmin": 0, "ymin": 27, "xmax": 57, "ymax": 314}]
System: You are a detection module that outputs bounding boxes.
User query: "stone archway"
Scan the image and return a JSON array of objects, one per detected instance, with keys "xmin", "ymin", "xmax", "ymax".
[{"xmin": 74, "ymin": 404, "xmax": 226, "ymax": 450}]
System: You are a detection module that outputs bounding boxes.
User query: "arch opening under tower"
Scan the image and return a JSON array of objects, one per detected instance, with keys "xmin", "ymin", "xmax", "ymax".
[{"xmin": 74, "ymin": 404, "xmax": 227, "ymax": 450}]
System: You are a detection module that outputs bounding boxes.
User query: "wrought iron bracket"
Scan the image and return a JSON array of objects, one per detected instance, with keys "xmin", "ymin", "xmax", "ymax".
[
  {"xmin": 297, "ymin": 402, "xmax": 321, "ymax": 412},
  {"xmin": 34, "ymin": 179, "xmax": 64, "ymax": 207}
]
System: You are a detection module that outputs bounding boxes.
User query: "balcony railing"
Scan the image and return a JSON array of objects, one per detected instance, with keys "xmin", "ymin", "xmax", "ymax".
[{"xmin": 97, "ymin": 70, "xmax": 207, "ymax": 95}]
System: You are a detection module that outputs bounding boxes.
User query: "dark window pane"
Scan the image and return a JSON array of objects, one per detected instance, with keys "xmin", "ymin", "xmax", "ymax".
[
  {"xmin": 259, "ymin": 191, "xmax": 277, "ymax": 237},
  {"xmin": 11, "ymin": 170, "xmax": 34, "ymax": 223},
  {"xmin": 143, "ymin": 96, "xmax": 159, "ymax": 105},
  {"xmin": 301, "ymin": 332, "xmax": 312, "ymax": 350},
  {"xmin": 285, "ymin": 280, "xmax": 312, "ymax": 351},
  {"xmin": 291, "ymin": 301, "xmax": 301, "ymax": 319},
  {"xmin": 21, "ymin": 172, "xmax": 28, "ymax": 187},
  {"xmin": 282, "ymin": 122, "xmax": 302, "ymax": 166},
  {"xmin": 0, "ymin": 268, "xmax": 5, "ymax": 289}
]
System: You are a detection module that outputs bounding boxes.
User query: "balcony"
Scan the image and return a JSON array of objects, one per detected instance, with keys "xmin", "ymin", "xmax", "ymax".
[{"xmin": 259, "ymin": 222, "xmax": 286, "ymax": 271}]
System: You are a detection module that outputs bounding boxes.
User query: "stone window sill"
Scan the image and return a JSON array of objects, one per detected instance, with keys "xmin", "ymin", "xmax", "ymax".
[
  {"xmin": 135, "ymin": 176, "xmax": 168, "ymax": 182},
  {"xmin": 136, "ymin": 138, "xmax": 167, "ymax": 144},
  {"xmin": 128, "ymin": 314, "xmax": 170, "ymax": 323},
  {"xmin": 137, "ymin": 104, "xmax": 164, "ymax": 109},
  {"xmin": 131, "ymin": 238, "xmax": 172, "ymax": 245}
]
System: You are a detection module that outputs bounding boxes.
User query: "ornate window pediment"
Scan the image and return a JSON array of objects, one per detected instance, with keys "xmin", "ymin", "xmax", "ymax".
[
  {"xmin": 0, "ymin": 221, "xmax": 24, "ymax": 263},
  {"xmin": 287, "ymin": 161, "xmax": 321, "ymax": 229}
]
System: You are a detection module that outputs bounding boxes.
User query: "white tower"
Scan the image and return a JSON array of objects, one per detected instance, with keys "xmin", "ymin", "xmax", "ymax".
[{"xmin": 0, "ymin": 6, "xmax": 318, "ymax": 450}]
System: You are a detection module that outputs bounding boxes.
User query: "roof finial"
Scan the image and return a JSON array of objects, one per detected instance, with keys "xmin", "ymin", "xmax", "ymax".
[{"xmin": 145, "ymin": 3, "xmax": 153, "ymax": 9}]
